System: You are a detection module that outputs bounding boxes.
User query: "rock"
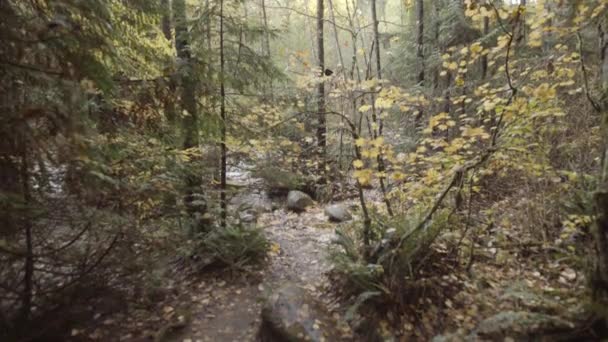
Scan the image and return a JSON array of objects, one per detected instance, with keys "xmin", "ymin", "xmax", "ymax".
[
  {"xmin": 286, "ymin": 191, "xmax": 313, "ymax": 212},
  {"xmin": 324, "ymin": 204, "xmax": 352, "ymax": 222},
  {"xmin": 239, "ymin": 208, "xmax": 258, "ymax": 223},
  {"xmin": 231, "ymin": 192, "xmax": 273, "ymax": 214},
  {"xmin": 231, "ymin": 192, "xmax": 273, "ymax": 224},
  {"xmin": 474, "ymin": 311, "xmax": 575, "ymax": 340},
  {"xmin": 255, "ymin": 166, "xmax": 305, "ymax": 197},
  {"xmin": 259, "ymin": 284, "xmax": 342, "ymax": 342}
]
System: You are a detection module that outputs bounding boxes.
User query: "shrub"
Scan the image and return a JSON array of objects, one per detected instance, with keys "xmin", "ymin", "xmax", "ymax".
[
  {"xmin": 329, "ymin": 207, "xmax": 452, "ymax": 317},
  {"xmin": 199, "ymin": 223, "xmax": 269, "ymax": 270}
]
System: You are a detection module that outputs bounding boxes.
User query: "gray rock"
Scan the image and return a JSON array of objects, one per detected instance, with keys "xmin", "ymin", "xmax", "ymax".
[
  {"xmin": 286, "ymin": 190, "xmax": 313, "ymax": 212},
  {"xmin": 474, "ymin": 311, "xmax": 575, "ymax": 340},
  {"xmin": 259, "ymin": 284, "xmax": 341, "ymax": 342},
  {"xmin": 324, "ymin": 204, "xmax": 352, "ymax": 222},
  {"xmin": 238, "ymin": 209, "xmax": 258, "ymax": 223},
  {"xmin": 231, "ymin": 192, "xmax": 273, "ymax": 214}
]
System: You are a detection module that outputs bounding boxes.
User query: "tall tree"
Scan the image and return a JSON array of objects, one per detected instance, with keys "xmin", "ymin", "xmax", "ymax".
[
  {"xmin": 161, "ymin": 0, "xmax": 177, "ymax": 124},
  {"xmin": 416, "ymin": 0, "xmax": 425, "ymax": 85},
  {"xmin": 161, "ymin": 0, "xmax": 172, "ymax": 41},
  {"xmin": 371, "ymin": 0, "xmax": 382, "ymax": 79},
  {"xmin": 594, "ymin": 15, "xmax": 608, "ymax": 319},
  {"xmin": 370, "ymin": 0, "xmax": 392, "ymax": 216},
  {"xmin": 220, "ymin": 0, "xmax": 227, "ymax": 228},
  {"xmin": 317, "ymin": 0, "xmax": 327, "ymax": 175},
  {"xmin": 481, "ymin": 5, "xmax": 490, "ymax": 79},
  {"xmin": 261, "ymin": 0, "xmax": 273, "ymax": 97},
  {"xmin": 173, "ymin": 0, "xmax": 206, "ymax": 231}
]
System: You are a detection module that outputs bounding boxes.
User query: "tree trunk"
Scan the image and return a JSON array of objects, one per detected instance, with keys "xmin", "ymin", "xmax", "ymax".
[
  {"xmin": 161, "ymin": 0, "xmax": 172, "ymax": 41},
  {"xmin": 328, "ymin": 0, "xmax": 345, "ymax": 168},
  {"xmin": 433, "ymin": 2, "xmax": 440, "ymax": 90},
  {"xmin": 317, "ymin": 0, "xmax": 326, "ymax": 177},
  {"xmin": 481, "ymin": 13, "xmax": 489, "ymax": 79},
  {"xmin": 17, "ymin": 138, "xmax": 33, "ymax": 327},
  {"xmin": 370, "ymin": 0, "xmax": 392, "ymax": 216},
  {"xmin": 161, "ymin": 0, "xmax": 177, "ymax": 124},
  {"xmin": 261, "ymin": 0, "xmax": 274, "ymax": 97},
  {"xmin": 173, "ymin": 0, "xmax": 206, "ymax": 232},
  {"xmin": 220, "ymin": 0, "xmax": 227, "ymax": 228},
  {"xmin": 517, "ymin": 0, "xmax": 527, "ymax": 45},
  {"xmin": 416, "ymin": 0, "xmax": 424, "ymax": 85},
  {"xmin": 371, "ymin": 0, "xmax": 382, "ymax": 79},
  {"xmin": 414, "ymin": 0, "xmax": 424, "ymax": 126},
  {"xmin": 593, "ymin": 20, "xmax": 608, "ymax": 320}
]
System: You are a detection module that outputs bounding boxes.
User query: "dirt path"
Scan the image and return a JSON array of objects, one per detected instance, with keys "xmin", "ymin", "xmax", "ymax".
[{"xmin": 166, "ymin": 204, "xmax": 347, "ymax": 342}]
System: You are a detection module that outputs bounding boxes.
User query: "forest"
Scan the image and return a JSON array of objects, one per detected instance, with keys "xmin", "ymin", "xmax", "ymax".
[{"xmin": 1, "ymin": 0, "xmax": 608, "ymax": 341}]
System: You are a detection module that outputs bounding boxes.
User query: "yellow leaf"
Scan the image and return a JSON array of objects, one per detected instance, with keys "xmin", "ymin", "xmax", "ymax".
[
  {"xmin": 470, "ymin": 43, "xmax": 483, "ymax": 54},
  {"xmin": 354, "ymin": 169, "xmax": 373, "ymax": 185},
  {"xmin": 359, "ymin": 105, "xmax": 372, "ymax": 112},
  {"xmin": 371, "ymin": 137, "xmax": 385, "ymax": 147}
]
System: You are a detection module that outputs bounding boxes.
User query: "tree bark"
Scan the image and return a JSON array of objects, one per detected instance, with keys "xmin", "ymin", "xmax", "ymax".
[
  {"xmin": 481, "ymin": 10, "xmax": 489, "ymax": 79},
  {"xmin": 370, "ymin": 0, "xmax": 392, "ymax": 216},
  {"xmin": 17, "ymin": 138, "xmax": 33, "ymax": 326},
  {"xmin": 328, "ymin": 0, "xmax": 346, "ymax": 168},
  {"xmin": 593, "ymin": 20, "xmax": 608, "ymax": 317},
  {"xmin": 261, "ymin": 0, "xmax": 274, "ymax": 97},
  {"xmin": 433, "ymin": 2, "xmax": 440, "ymax": 89},
  {"xmin": 161, "ymin": 0, "xmax": 172, "ymax": 41},
  {"xmin": 416, "ymin": 0, "xmax": 424, "ymax": 85},
  {"xmin": 161, "ymin": 0, "xmax": 177, "ymax": 124},
  {"xmin": 173, "ymin": 0, "xmax": 206, "ymax": 232},
  {"xmin": 371, "ymin": 0, "xmax": 382, "ymax": 79},
  {"xmin": 317, "ymin": 0, "xmax": 326, "ymax": 177},
  {"xmin": 220, "ymin": 0, "xmax": 227, "ymax": 228}
]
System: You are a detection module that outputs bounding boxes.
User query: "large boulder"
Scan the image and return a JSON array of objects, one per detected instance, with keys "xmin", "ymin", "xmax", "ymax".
[
  {"xmin": 324, "ymin": 204, "xmax": 352, "ymax": 222},
  {"xmin": 259, "ymin": 284, "xmax": 342, "ymax": 342},
  {"xmin": 286, "ymin": 191, "xmax": 313, "ymax": 212}
]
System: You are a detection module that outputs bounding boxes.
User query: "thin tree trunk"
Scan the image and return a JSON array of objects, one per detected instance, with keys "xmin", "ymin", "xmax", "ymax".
[
  {"xmin": 416, "ymin": 0, "xmax": 425, "ymax": 85},
  {"xmin": 261, "ymin": 0, "xmax": 274, "ymax": 97},
  {"xmin": 161, "ymin": 0, "xmax": 177, "ymax": 124},
  {"xmin": 220, "ymin": 0, "xmax": 227, "ymax": 228},
  {"xmin": 342, "ymin": 0, "xmax": 371, "ymax": 246},
  {"xmin": 370, "ymin": 0, "xmax": 392, "ymax": 216},
  {"xmin": 17, "ymin": 139, "xmax": 33, "ymax": 326},
  {"xmin": 161, "ymin": 0, "xmax": 172, "ymax": 41},
  {"xmin": 372, "ymin": 0, "xmax": 382, "ymax": 80},
  {"xmin": 433, "ymin": 2, "xmax": 440, "ymax": 90},
  {"xmin": 481, "ymin": 14, "xmax": 489, "ymax": 79},
  {"xmin": 328, "ymin": 0, "xmax": 346, "ymax": 168},
  {"xmin": 517, "ymin": 0, "xmax": 527, "ymax": 46},
  {"xmin": 345, "ymin": 0, "xmax": 361, "ymax": 82},
  {"xmin": 317, "ymin": 0, "xmax": 327, "ymax": 178},
  {"xmin": 414, "ymin": 0, "xmax": 424, "ymax": 126}
]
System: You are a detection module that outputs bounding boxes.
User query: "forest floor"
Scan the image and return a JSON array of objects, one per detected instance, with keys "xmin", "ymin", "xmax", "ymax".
[{"xmin": 73, "ymin": 175, "xmax": 590, "ymax": 341}]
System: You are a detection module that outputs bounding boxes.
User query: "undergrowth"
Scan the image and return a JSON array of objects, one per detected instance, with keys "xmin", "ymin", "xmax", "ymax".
[
  {"xmin": 329, "ymin": 206, "xmax": 455, "ymax": 322},
  {"xmin": 198, "ymin": 222, "xmax": 269, "ymax": 270}
]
